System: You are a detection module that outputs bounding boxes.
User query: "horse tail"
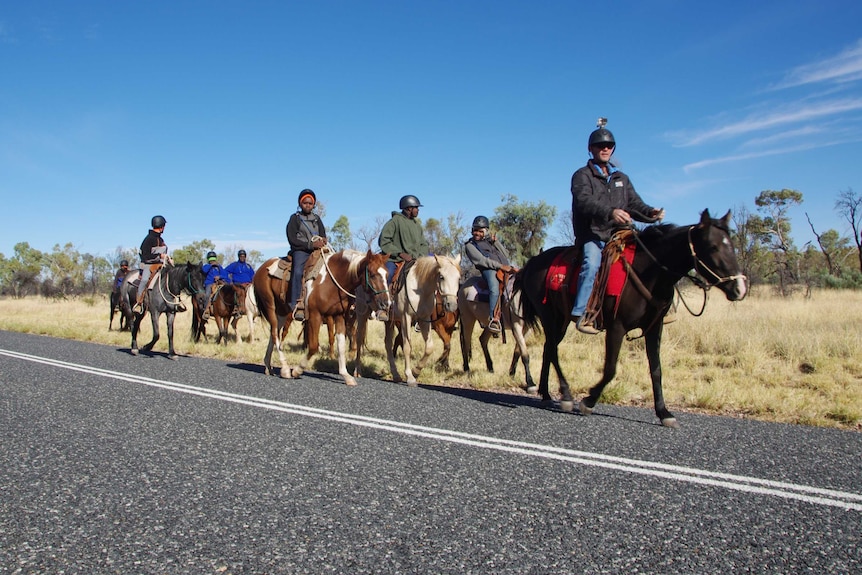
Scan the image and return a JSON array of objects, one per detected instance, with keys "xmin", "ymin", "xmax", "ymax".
[{"xmin": 513, "ymin": 271, "xmax": 540, "ymax": 332}]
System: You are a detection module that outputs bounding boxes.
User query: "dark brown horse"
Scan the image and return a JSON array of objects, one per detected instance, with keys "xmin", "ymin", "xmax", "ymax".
[
  {"xmin": 297, "ymin": 249, "xmax": 390, "ymax": 386},
  {"xmin": 516, "ymin": 210, "xmax": 747, "ymax": 427},
  {"xmin": 209, "ymin": 282, "xmax": 248, "ymax": 344}
]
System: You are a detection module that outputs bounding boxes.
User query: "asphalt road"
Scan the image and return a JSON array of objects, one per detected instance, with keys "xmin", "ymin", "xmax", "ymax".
[{"xmin": 1, "ymin": 330, "xmax": 859, "ymax": 574}]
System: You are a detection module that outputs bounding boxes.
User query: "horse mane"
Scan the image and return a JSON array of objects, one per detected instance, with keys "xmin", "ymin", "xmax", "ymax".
[
  {"xmin": 339, "ymin": 249, "xmax": 366, "ymax": 281},
  {"xmin": 414, "ymin": 254, "xmax": 459, "ymax": 282}
]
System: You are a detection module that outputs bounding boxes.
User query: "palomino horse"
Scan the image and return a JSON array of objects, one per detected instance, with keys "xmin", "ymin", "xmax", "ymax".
[
  {"xmin": 393, "ymin": 299, "xmax": 459, "ymax": 371},
  {"xmin": 383, "ymin": 255, "xmax": 461, "ymax": 385},
  {"xmin": 457, "ymin": 274, "xmax": 535, "ymax": 392},
  {"xmin": 516, "ymin": 210, "xmax": 747, "ymax": 427},
  {"xmin": 296, "ymin": 249, "xmax": 390, "ymax": 386},
  {"xmin": 123, "ymin": 262, "xmax": 207, "ymax": 359}
]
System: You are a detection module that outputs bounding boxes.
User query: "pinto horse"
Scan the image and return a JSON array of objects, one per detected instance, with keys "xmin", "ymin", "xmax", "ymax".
[
  {"xmin": 293, "ymin": 249, "xmax": 389, "ymax": 386},
  {"xmin": 458, "ymin": 274, "xmax": 535, "ymax": 391},
  {"xmin": 392, "ymin": 295, "xmax": 459, "ymax": 371},
  {"xmin": 383, "ymin": 255, "xmax": 461, "ymax": 385},
  {"xmin": 516, "ymin": 210, "xmax": 747, "ymax": 427},
  {"xmin": 253, "ymin": 258, "xmax": 301, "ymax": 378},
  {"xmin": 125, "ymin": 262, "xmax": 207, "ymax": 359}
]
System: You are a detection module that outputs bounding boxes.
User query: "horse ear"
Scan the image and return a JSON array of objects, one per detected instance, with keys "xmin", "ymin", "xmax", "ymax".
[
  {"xmin": 720, "ymin": 210, "xmax": 732, "ymax": 228},
  {"xmin": 700, "ymin": 209, "xmax": 712, "ymax": 226},
  {"xmin": 366, "ymin": 249, "xmax": 373, "ymax": 258}
]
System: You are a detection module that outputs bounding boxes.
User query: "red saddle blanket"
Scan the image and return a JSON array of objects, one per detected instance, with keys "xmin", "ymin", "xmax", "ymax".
[{"xmin": 545, "ymin": 242, "xmax": 636, "ymax": 300}]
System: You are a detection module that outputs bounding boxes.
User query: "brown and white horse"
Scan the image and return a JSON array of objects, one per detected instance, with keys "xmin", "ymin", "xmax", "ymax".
[
  {"xmin": 252, "ymin": 258, "xmax": 301, "ymax": 378},
  {"xmin": 295, "ymin": 249, "xmax": 390, "ymax": 386}
]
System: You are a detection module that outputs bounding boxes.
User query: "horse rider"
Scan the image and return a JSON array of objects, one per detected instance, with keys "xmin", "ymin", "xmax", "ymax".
[
  {"xmin": 464, "ymin": 215, "xmax": 516, "ymax": 334},
  {"xmin": 225, "ymin": 249, "xmax": 255, "ymax": 285},
  {"xmin": 286, "ymin": 188, "xmax": 327, "ymax": 322},
  {"xmin": 112, "ymin": 260, "xmax": 130, "ymax": 296},
  {"xmin": 201, "ymin": 251, "xmax": 223, "ymax": 320},
  {"xmin": 378, "ymin": 194, "xmax": 430, "ymax": 284},
  {"xmin": 570, "ymin": 118, "xmax": 664, "ymax": 334},
  {"xmin": 134, "ymin": 215, "xmax": 180, "ymax": 313}
]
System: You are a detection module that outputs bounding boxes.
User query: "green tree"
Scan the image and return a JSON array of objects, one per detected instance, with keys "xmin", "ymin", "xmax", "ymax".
[
  {"xmin": 835, "ymin": 188, "xmax": 862, "ymax": 273},
  {"xmin": 45, "ymin": 243, "xmax": 85, "ymax": 296},
  {"xmin": 492, "ymin": 194, "xmax": 557, "ymax": 267},
  {"xmin": 755, "ymin": 189, "xmax": 803, "ymax": 296},
  {"xmin": 172, "ymin": 240, "xmax": 216, "ymax": 264},
  {"xmin": 2, "ymin": 242, "xmax": 44, "ymax": 298},
  {"xmin": 329, "ymin": 215, "xmax": 352, "ymax": 251}
]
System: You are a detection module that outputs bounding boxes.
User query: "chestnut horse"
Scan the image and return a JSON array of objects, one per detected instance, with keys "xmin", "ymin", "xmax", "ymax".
[
  {"xmin": 297, "ymin": 249, "xmax": 390, "ymax": 386},
  {"xmin": 457, "ymin": 274, "xmax": 535, "ymax": 391},
  {"xmin": 210, "ymin": 282, "xmax": 248, "ymax": 344},
  {"xmin": 253, "ymin": 258, "xmax": 300, "ymax": 378},
  {"xmin": 516, "ymin": 210, "xmax": 747, "ymax": 427},
  {"xmin": 383, "ymin": 255, "xmax": 461, "ymax": 385}
]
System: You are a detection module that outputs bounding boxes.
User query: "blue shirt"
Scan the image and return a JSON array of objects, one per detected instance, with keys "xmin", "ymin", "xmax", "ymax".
[
  {"xmin": 202, "ymin": 263, "xmax": 223, "ymax": 287},
  {"xmin": 224, "ymin": 260, "xmax": 255, "ymax": 283}
]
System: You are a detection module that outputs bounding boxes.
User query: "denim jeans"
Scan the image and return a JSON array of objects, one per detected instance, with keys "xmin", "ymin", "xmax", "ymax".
[
  {"xmin": 290, "ymin": 250, "xmax": 310, "ymax": 309},
  {"xmin": 482, "ymin": 268, "xmax": 500, "ymax": 321},
  {"xmin": 570, "ymin": 239, "xmax": 604, "ymax": 317}
]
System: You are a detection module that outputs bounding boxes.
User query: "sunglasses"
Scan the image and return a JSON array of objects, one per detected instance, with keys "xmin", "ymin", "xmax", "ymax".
[{"xmin": 592, "ymin": 143, "xmax": 615, "ymax": 150}]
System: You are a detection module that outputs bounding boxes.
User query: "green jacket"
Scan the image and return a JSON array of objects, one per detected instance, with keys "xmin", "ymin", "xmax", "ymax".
[{"xmin": 378, "ymin": 211, "xmax": 430, "ymax": 261}]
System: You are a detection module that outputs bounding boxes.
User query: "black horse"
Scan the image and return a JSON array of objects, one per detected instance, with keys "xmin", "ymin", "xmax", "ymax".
[
  {"xmin": 123, "ymin": 262, "xmax": 207, "ymax": 359},
  {"xmin": 109, "ymin": 290, "xmax": 129, "ymax": 331},
  {"xmin": 516, "ymin": 210, "xmax": 747, "ymax": 427}
]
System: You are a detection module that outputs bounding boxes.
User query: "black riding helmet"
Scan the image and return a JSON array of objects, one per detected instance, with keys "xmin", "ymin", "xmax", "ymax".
[
  {"xmin": 120, "ymin": 260, "xmax": 129, "ymax": 267},
  {"xmin": 588, "ymin": 127, "xmax": 615, "ymax": 148},
  {"xmin": 399, "ymin": 195, "xmax": 422, "ymax": 209},
  {"xmin": 206, "ymin": 251, "xmax": 218, "ymax": 261},
  {"xmin": 298, "ymin": 189, "xmax": 316, "ymax": 205},
  {"xmin": 471, "ymin": 215, "xmax": 490, "ymax": 230},
  {"xmin": 238, "ymin": 249, "xmax": 247, "ymax": 257},
  {"xmin": 151, "ymin": 215, "xmax": 167, "ymax": 229}
]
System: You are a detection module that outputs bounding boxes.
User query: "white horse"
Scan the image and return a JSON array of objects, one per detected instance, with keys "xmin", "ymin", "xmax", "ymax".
[
  {"xmin": 383, "ymin": 255, "xmax": 461, "ymax": 385},
  {"xmin": 457, "ymin": 274, "xmax": 535, "ymax": 392}
]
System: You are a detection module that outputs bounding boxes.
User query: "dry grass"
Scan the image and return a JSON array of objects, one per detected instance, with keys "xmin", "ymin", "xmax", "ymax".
[{"xmin": 1, "ymin": 288, "xmax": 860, "ymax": 430}]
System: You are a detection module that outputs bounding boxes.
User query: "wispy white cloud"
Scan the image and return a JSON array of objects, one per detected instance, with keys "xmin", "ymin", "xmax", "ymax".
[
  {"xmin": 772, "ymin": 39, "xmax": 862, "ymax": 90},
  {"xmin": 739, "ymin": 125, "xmax": 826, "ymax": 148},
  {"xmin": 672, "ymin": 98, "xmax": 862, "ymax": 147},
  {"xmin": 682, "ymin": 139, "xmax": 860, "ymax": 172}
]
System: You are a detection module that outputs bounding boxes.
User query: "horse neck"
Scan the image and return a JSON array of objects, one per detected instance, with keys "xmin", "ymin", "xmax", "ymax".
[{"xmin": 637, "ymin": 226, "xmax": 694, "ymax": 281}]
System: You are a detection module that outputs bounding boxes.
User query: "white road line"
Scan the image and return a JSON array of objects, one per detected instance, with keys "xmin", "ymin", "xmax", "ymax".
[{"xmin": 2, "ymin": 348, "xmax": 860, "ymax": 511}]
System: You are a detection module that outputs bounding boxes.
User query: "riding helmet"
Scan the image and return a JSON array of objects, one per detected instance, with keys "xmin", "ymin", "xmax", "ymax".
[
  {"xmin": 206, "ymin": 251, "xmax": 218, "ymax": 262},
  {"xmin": 151, "ymin": 215, "xmax": 167, "ymax": 229},
  {"xmin": 399, "ymin": 195, "xmax": 423, "ymax": 209},
  {"xmin": 238, "ymin": 249, "xmax": 247, "ymax": 257},
  {"xmin": 588, "ymin": 127, "xmax": 615, "ymax": 148},
  {"xmin": 298, "ymin": 189, "xmax": 316, "ymax": 205},
  {"xmin": 472, "ymin": 215, "xmax": 490, "ymax": 230}
]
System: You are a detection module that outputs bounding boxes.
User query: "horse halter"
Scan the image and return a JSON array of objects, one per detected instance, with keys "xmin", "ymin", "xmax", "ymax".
[{"xmin": 686, "ymin": 225, "xmax": 747, "ymax": 289}]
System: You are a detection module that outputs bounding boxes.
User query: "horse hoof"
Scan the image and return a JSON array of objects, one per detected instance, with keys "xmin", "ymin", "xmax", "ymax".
[
  {"xmin": 279, "ymin": 368, "xmax": 292, "ymax": 379},
  {"xmin": 578, "ymin": 401, "xmax": 593, "ymax": 416},
  {"xmin": 661, "ymin": 417, "xmax": 679, "ymax": 429},
  {"xmin": 559, "ymin": 400, "xmax": 574, "ymax": 413},
  {"xmin": 130, "ymin": 349, "xmax": 139, "ymax": 356},
  {"xmin": 344, "ymin": 375, "xmax": 358, "ymax": 387},
  {"xmin": 168, "ymin": 354, "xmax": 179, "ymax": 361},
  {"xmin": 524, "ymin": 385, "xmax": 538, "ymax": 394}
]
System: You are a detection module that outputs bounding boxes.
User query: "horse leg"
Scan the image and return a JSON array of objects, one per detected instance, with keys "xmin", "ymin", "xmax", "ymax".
[
  {"xmin": 580, "ymin": 325, "xmax": 626, "ymax": 417},
  {"xmin": 130, "ymin": 311, "xmax": 144, "ymax": 355},
  {"xmin": 433, "ymin": 316, "xmax": 453, "ymax": 370},
  {"xmin": 297, "ymin": 313, "xmax": 323, "ymax": 377},
  {"xmin": 412, "ymin": 322, "xmax": 435, "ymax": 380},
  {"xmin": 510, "ymin": 316, "xmax": 536, "ymax": 393},
  {"xmin": 459, "ymin": 312, "xmax": 473, "ymax": 373},
  {"xmin": 165, "ymin": 312, "xmax": 178, "ymax": 360},
  {"xmin": 327, "ymin": 316, "xmax": 337, "ymax": 360},
  {"xmin": 546, "ymin": 325, "xmax": 575, "ymax": 411},
  {"xmin": 644, "ymin": 326, "xmax": 677, "ymax": 428},
  {"xmin": 352, "ymin": 312, "xmax": 368, "ymax": 379},
  {"xmin": 479, "ymin": 328, "xmax": 494, "ymax": 373},
  {"xmin": 274, "ymin": 315, "xmax": 297, "ymax": 378},
  {"xmin": 142, "ymin": 307, "xmax": 161, "ymax": 353},
  {"xmin": 384, "ymin": 321, "xmax": 403, "ymax": 383},
  {"xmin": 333, "ymin": 316, "xmax": 357, "ymax": 386}
]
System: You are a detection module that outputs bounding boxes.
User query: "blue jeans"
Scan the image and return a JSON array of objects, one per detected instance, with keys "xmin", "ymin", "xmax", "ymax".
[
  {"xmin": 571, "ymin": 239, "xmax": 604, "ymax": 317},
  {"xmin": 290, "ymin": 250, "xmax": 310, "ymax": 309},
  {"xmin": 385, "ymin": 260, "xmax": 398, "ymax": 284},
  {"xmin": 482, "ymin": 269, "xmax": 499, "ymax": 321}
]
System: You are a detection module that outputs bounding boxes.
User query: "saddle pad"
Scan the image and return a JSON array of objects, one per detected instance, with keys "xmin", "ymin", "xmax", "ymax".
[
  {"xmin": 546, "ymin": 253, "xmax": 578, "ymax": 295},
  {"xmin": 606, "ymin": 242, "xmax": 636, "ymax": 297}
]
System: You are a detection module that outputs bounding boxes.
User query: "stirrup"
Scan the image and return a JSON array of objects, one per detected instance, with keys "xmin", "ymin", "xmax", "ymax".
[
  {"xmin": 487, "ymin": 319, "xmax": 502, "ymax": 333},
  {"xmin": 576, "ymin": 316, "xmax": 600, "ymax": 335}
]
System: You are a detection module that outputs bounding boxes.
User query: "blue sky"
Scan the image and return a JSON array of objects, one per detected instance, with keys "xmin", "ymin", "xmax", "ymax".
[{"xmin": 2, "ymin": 1, "xmax": 862, "ymax": 263}]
